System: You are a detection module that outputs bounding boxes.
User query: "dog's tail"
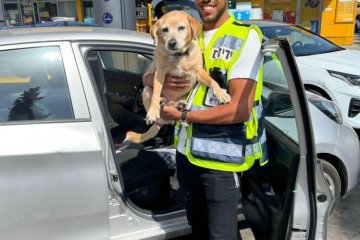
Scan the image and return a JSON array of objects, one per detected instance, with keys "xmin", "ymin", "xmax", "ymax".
[{"xmin": 124, "ymin": 124, "xmax": 162, "ymax": 144}]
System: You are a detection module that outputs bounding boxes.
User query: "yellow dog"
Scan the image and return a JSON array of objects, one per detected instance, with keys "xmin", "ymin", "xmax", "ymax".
[{"xmin": 126, "ymin": 10, "xmax": 231, "ymax": 143}]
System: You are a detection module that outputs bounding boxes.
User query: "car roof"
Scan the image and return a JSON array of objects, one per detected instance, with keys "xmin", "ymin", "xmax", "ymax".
[
  {"xmin": 0, "ymin": 26, "xmax": 154, "ymax": 46},
  {"xmin": 242, "ymin": 20, "xmax": 293, "ymax": 28}
]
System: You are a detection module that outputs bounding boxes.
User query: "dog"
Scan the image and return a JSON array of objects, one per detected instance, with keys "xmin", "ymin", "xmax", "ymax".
[{"xmin": 125, "ymin": 10, "xmax": 231, "ymax": 143}]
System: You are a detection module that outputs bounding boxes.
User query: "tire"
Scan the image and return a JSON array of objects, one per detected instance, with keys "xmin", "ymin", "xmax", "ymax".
[{"xmin": 319, "ymin": 160, "xmax": 341, "ymax": 214}]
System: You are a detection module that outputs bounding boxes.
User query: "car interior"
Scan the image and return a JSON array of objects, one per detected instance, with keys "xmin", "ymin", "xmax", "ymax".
[{"xmin": 85, "ymin": 48, "xmax": 301, "ymax": 238}]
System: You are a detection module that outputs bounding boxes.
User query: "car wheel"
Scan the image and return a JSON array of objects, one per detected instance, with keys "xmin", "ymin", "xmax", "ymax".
[
  {"xmin": 307, "ymin": 88, "xmax": 324, "ymax": 97},
  {"xmin": 306, "ymin": 88, "xmax": 332, "ymax": 100},
  {"xmin": 319, "ymin": 160, "xmax": 341, "ymax": 214}
]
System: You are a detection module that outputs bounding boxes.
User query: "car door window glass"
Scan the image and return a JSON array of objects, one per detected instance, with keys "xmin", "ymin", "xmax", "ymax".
[
  {"xmin": 262, "ymin": 51, "xmax": 299, "ymax": 143},
  {"xmin": 87, "ymin": 50, "xmax": 153, "ymax": 135},
  {"xmin": 100, "ymin": 51, "xmax": 152, "ymax": 75},
  {"xmin": 0, "ymin": 47, "xmax": 74, "ymax": 122}
]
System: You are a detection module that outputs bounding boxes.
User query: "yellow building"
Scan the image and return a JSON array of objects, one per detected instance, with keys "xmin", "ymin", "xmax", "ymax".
[{"xmin": 235, "ymin": 0, "xmax": 358, "ymax": 45}]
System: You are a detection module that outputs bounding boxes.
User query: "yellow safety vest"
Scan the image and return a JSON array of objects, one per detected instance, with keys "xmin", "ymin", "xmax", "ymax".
[{"xmin": 174, "ymin": 16, "xmax": 268, "ymax": 172}]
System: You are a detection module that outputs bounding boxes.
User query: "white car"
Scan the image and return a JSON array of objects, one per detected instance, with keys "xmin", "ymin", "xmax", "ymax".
[
  {"xmin": 263, "ymin": 56, "xmax": 360, "ymax": 211},
  {"xmin": 247, "ymin": 21, "xmax": 360, "ymax": 134}
]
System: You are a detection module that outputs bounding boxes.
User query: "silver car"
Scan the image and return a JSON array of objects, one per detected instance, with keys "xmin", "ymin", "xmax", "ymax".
[{"xmin": 0, "ymin": 27, "xmax": 333, "ymax": 239}]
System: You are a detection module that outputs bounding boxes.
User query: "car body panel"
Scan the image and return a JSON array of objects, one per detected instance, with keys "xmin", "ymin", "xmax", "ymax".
[
  {"xmin": 297, "ymin": 50, "xmax": 360, "ymax": 75},
  {"xmin": 307, "ymin": 99, "xmax": 360, "ymax": 194},
  {"xmin": 0, "ymin": 122, "xmax": 109, "ymax": 240}
]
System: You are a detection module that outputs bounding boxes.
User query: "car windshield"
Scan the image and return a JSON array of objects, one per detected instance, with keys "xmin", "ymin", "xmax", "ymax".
[{"xmin": 260, "ymin": 25, "xmax": 344, "ymax": 56}]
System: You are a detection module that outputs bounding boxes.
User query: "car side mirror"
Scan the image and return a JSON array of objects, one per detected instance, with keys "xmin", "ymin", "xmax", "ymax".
[{"xmin": 266, "ymin": 91, "xmax": 294, "ymax": 118}]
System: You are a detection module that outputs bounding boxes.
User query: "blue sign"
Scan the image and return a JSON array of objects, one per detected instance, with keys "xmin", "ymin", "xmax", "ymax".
[
  {"xmin": 102, "ymin": 12, "xmax": 113, "ymax": 24},
  {"xmin": 232, "ymin": 10, "xmax": 250, "ymax": 21}
]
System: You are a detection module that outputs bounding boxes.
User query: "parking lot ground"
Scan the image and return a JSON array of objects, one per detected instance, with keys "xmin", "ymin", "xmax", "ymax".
[{"xmin": 328, "ymin": 183, "xmax": 360, "ymax": 239}]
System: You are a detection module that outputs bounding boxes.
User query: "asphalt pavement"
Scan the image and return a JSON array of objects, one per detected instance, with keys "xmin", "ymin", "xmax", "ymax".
[{"xmin": 328, "ymin": 184, "xmax": 360, "ymax": 239}]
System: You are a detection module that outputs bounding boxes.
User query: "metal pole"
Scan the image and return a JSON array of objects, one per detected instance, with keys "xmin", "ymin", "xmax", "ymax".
[{"xmin": 76, "ymin": 0, "xmax": 84, "ymax": 22}]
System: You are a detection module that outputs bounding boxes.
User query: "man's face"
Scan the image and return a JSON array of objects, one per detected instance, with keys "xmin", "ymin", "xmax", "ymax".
[{"xmin": 194, "ymin": 0, "xmax": 228, "ymax": 24}]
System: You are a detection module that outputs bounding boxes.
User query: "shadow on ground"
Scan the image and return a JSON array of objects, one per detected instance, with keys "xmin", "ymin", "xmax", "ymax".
[{"xmin": 328, "ymin": 183, "xmax": 360, "ymax": 240}]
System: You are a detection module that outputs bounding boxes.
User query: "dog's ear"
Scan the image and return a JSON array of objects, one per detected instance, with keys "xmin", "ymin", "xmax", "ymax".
[
  {"xmin": 187, "ymin": 14, "xmax": 202, "ymax": 40},
  {"xmin": 151, "ymin": 20, "xmax": 160, "ymax": 45}
]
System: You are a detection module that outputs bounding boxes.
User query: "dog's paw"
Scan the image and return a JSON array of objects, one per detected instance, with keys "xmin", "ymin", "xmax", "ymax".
[
  {"xmin": 175, "ymin": 100, "xmax": 187, "ymax": 111},
  {"xmin": 216, "ymin": 91, "xmax": 231, "ymax": 104},
  {"xmin": 146, "ymin": 107, "xmax": 160, "ymax": 125}
]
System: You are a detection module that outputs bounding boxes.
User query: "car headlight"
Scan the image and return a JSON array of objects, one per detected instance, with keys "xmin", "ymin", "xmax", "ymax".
[
  {"xmin": 327, "ymin": 70, "xmax": 360, "ymax": 87},
  {"xmin": 308, "ymin": 97, "xmax": 343, "ymax": 124}
]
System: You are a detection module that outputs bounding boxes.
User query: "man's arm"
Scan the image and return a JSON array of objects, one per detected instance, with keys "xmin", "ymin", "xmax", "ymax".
[{"xmin": 160, "ymin": 78, "xmax": 256, "ymax": 124}]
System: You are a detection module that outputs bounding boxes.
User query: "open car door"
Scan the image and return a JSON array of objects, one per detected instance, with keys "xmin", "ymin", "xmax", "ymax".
[
  {"xmin": 79, "ymin": 35, "xmax": 334, "ymax": 239},
  {"xmin": 241, "ymin": 38, "xmax": 334, "ymax": 239}
]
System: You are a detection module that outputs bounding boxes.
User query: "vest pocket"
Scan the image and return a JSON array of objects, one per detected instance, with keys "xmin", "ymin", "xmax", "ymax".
[
  {"xmin": 192, "ymin": 123, "xmax": 247, "ymax": 140},
  {"xmin": 189, "ymin": 136, "xmax": 246, "ymax": 165}
]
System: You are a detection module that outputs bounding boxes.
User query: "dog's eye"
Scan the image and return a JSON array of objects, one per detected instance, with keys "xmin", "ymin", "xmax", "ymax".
[
  {"xmin": 161, "ymin": 27, "xmax": 169, "ymax": 33},
  {"xmin": 178, "ymin": 26, "xmax": 185, "ymax": 31}
]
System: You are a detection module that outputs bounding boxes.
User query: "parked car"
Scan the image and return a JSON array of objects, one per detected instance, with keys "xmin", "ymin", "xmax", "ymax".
[
  {"xmin": 0, "ymin": 27, "xmax": 333, "ymax": 239},
  {"xmin": 263, "ymin": 56, "xmax": 360, "ymax": 212},
  {"xmin": 245, "ymin": 20, "xmax": 360, "ymax": 134}
]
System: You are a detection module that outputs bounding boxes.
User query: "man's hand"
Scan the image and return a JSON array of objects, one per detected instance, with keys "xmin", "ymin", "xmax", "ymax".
[
  {"xmin": 160, "ymin": 104, "xmax": 182, "ymax": 121},
  {"xmin": 164, "ymin": 75, "xmax": 190, "ymax": 90},
  {"xmin": 143, "ymin": 73, "xmax": 190, "ymax": 90}
]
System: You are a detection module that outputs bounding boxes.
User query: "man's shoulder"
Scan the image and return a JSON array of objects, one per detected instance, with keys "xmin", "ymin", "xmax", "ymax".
[{"xmin": 231, "ymin": 20, "xmax": 251, "ymax": 28}]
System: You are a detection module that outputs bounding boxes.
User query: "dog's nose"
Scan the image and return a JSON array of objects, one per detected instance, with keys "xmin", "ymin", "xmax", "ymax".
[{"xmin": 168, "ymin": 39, "xmax": 177, "ymax": 50}]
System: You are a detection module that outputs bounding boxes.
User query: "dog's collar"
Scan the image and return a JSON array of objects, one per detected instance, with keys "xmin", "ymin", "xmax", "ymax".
[{"xmin": 170, "ymin": 48, "xmax": 190, "ymax": 57}]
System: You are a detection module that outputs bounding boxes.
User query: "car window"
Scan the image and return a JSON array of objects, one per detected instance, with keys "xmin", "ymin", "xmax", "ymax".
[
  {"xmin": 99, "ymin": 51, "xmax": 152, "ymax": 75},
  {"xmin": 0, "ymin": 46, "xmax": 74, "ymax": 122},
  {"xmin": 260, "ymin": 25, "xmax": 343, "ymax": 56},
  {"xmin": 87, "ymin": 50, "xmax": 153, "ymax": 129},
  {"xmin": 262, "ymin": 51, "xmax": 299, "ymax": 143}
]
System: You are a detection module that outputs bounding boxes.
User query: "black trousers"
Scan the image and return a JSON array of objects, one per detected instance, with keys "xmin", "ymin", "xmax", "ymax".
[{"xmin": 176, "ymin": 151, "xmax": 242, "ymax": 240}]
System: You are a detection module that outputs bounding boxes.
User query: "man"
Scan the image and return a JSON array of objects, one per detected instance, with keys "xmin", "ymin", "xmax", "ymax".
[{"xmin": 147, "ymin": 0, "xmax": 267, "ymax": 239}]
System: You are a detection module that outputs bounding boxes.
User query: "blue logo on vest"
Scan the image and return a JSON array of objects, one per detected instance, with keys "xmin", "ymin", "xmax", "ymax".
[{"xmin": 102, "ymin": 12, "xmax": 113, "ymax": 24}]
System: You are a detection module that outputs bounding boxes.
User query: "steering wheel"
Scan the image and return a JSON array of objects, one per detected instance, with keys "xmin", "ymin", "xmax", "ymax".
[{"xmin": 292, "ymin": 41, "xmax": 303, "ymax": 48}]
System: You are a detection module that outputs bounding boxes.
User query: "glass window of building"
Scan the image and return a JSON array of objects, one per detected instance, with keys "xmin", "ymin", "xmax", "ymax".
[
  {"xmin": 2, "ymin": 0, "xmax": 94, "ymax": 26},
  {"xmin": 58, "ymin": 1, "xmax": 76, "ymax": 19},
  {"xmin": 83, "ymin": 1, "xmax": 93, "ymax": 18},
  {"xmin": 21, "ymin": 2, "xmax": 35, "ymax": 25},
  {"xmin": 4, "ymin": 3, "xmax": 21, "ymax": 26},
  {"xmin": 37, "ymin": 2, "xmax": 58, "ymax": 22}
]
